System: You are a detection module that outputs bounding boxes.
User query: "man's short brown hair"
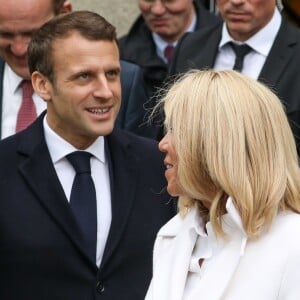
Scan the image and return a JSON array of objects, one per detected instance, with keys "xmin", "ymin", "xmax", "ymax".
[{"xmin": 28, "ymin": 10, "xmax": 117, "ymax": 83}]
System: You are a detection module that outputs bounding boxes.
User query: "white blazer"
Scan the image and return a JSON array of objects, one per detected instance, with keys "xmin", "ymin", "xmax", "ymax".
[{"xmin": 145, "ymin": 199, "xmax": 300, "ymax": 300}]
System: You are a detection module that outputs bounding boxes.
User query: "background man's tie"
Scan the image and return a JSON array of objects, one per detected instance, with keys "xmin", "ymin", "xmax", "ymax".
[
  {"xmin": 67, "ymin": 151, "xmax": 97, "ymax": 262},
  {"xmin": 228, "ymin": 42, "xmax": 252, "ymax": 72},
  {"xmin": 16, "ymin": 80, "xmax": 37, "ymax": 132},
  {"xmin": 164, "ymin": 44, "xmax": 175, "ymax": 64}
]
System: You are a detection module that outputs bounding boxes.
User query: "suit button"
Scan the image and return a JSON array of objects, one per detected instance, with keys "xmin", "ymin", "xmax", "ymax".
[{"xmin": 96, "ymin": 281, "xmax": 105, "ymax": 294}]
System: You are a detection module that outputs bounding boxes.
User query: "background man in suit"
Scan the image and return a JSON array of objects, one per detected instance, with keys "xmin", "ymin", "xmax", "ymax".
[
  {"xmin": 0, "ymin": 11, "xmax": 175, "ymax": 300},
  {"xmin": 170, "ymin": 0, "xmax": 300, "ymax": 153},
  {"xmin": 119, "ymin": 0, "xmax": 220, "ymax": 139},
  {"xmin": 0, "ymin": 0, "xmax": 71, "ymax": 139},
  {"xmin": 0, "ymin": 0, "xmax": 150, "ymax": 139}
]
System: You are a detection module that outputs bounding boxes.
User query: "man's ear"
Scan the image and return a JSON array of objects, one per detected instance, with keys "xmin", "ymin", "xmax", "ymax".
[
  {"xmin": 60, "ymin": 1, "xmax": 72, "ymax": 14},
  {"xmin": 31, "ymin": 71, "xmax": 52, "ymax": 102}
]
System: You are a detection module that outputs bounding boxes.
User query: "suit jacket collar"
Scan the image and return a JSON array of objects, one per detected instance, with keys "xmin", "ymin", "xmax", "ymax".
[
  {"xmin": 151, "ymin": 198, "xmax": 247, "ymax": 300},
  {"xmin": 258, "ymin": 18, "xmax": 299, "ymax": 96},
  {"xmin": 99, "ymin": 128, "xmax": 139, "ymax": 271},
  {"xmin": 16, "ymin": 112, "xmax": 141, "ymax": 274},
  {"xmin": 16, "ymin": 112, "xmax": 98, "ymax": 271},
  {"xmin": 0, "ymin": 58, "xmax": 4, "ymax": 138}
]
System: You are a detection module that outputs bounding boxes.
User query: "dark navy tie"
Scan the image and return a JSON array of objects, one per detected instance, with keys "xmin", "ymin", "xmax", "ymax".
[
  {"xmin": 228, "ymin": 42, "xmax": 252, "ymax": 72},
  {"xmin": 67, "ymin": 151, "xmax": 97, "ymax": 262}
]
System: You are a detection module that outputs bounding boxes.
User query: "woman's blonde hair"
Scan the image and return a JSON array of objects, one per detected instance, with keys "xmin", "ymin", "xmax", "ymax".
[{"xmin": 162, "ymin": 70, "xmax": 300, "ymax": 239}]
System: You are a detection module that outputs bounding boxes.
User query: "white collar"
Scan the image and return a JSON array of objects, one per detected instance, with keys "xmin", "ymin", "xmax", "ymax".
[
  {"xmin": 158, "ymin": 197, "xmax": 248, "ymax": 255},
  {"xmin": 5, "ymin": 63, "xmax": 25, "ymax": 94},
  {"xmin": 43, "ymin": 115, "xmax": 106, "ymax": 164},
  {"xmin": 219, "ymin": 8, "xmax": 281, "ymax": 57}
]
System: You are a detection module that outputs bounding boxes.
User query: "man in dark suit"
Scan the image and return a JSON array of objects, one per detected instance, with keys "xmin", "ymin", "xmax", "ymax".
[
  {"xmin": 0, "ymin": 0, "xmax": 151, "ymax": 139},
  {"xmin": 0, "ymin": 11, "xmax": 175, "ymax": 300},
  {"xmin": 170, "ymin": 0, "xmax": 300, "ymax": 153},
  {"xmin": 119, "ymin": 0, "xmax": 220, "ymax": 98},
  {"xmin": 0, "ymin": 0, "xmax": 71, "ymax": 139}
]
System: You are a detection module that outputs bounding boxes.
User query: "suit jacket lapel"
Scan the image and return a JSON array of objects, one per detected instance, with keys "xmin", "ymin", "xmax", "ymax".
[
  {"xmin": 17, "ymin": 115, "xmax": 97, "ymax": 271},
  {"xmin": 99, "ymin": 130, "xmax": 138, "ymax": 270},
  {"xmin": 0, "ymin": 58, "xmax": 4, "ymax": 138},
  {"xmin": 258, "ymin": 19, "xmax": 297, "ymax": 91},
  {"xmin": 185, "ymin": 25, "xmax": 221, "ymax": 71}
]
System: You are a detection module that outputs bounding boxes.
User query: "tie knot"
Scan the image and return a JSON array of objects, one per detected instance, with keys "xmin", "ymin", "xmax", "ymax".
[
  {"xmin": 67, "ymin": 151, "xmax": 92, "ymax": 174},
  {"xmin": 228, "ymin": 42, "xmax": 252, "ymax": 59},
  {"xmin": 21, "ymin": 80, "xmax": 34, "ymax": 99},
  {"xmin": 164, "ymin": 44, "xmax": 174, "ymax": 63}
]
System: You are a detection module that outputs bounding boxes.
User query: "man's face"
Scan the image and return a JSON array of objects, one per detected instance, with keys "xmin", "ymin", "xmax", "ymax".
[
  {"xmin": 36, "ymin": 33, "xmax": 121, "ymax": 149},
  {"xmin": 0, "ymin": 0, "xmax": 55, "ymax": 79},
  {"xmin": 217, "ymin": 0, "xmax": 276, "ymax": 41},
  {"xmin": 139, "ymin": 0, "xmax": 195, "ymax": 43}
]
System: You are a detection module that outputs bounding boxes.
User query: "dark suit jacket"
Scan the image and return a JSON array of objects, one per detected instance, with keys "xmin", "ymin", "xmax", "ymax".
[
  {"xmin": 170, "ymin": 19, "xmax": 300, "ymax": 153},
  {"xmin": 117, "ymin": 60, "xmax": 157, "ymax": 139},
  {"xmin": 0, "ymin": 112, "xmax": 175, "ymax": 299},
  {"xmin": 119, "ymin": 0, "xmax": 221, "ymax": 98},
  {"xmin": 0, "ymin": 59, "xmax": 153, "ymax": 139}
]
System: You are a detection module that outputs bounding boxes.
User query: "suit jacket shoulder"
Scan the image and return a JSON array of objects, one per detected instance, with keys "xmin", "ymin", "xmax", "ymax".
[
  {"xmin": 170, "ymin": 22, "xmax": 222, "ymax": 75},
  {"xmin": 116, "ymin": 60, "xmax": 156, "ymax": 138}
]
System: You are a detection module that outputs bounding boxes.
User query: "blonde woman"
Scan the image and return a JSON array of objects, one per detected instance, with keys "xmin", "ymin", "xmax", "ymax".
[{"xmin": 145, "ymin": 70, "xmax": 300, "ymax": 300}]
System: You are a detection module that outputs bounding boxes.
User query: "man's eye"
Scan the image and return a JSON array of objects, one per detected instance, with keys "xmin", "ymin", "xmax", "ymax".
[
  {"xmin": 78, "ymin": 73, "xmax": 89, "ymax": 79},
  {"xmin": 106, "ymin": 70, "xmax": 119, "ymax": 78}
]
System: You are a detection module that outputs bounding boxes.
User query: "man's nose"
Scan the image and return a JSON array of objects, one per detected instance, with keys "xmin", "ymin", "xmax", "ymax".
[
  {"xmin": 93, "ymin": 77, "xmax": 114, "ymax": 100},
  {"xmin": 151, "ymin": 0, "xmax": 167, "ymax": 15},
  {"xmin": 10, "ymin": 35, "xmax": 30, "ymax": 57}
]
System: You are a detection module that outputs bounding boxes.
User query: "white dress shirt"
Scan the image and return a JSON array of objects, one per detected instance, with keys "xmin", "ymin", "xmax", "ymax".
[
  {"xmin": 214, "ymin": 8, "xmax": 282, "ymax": 79},
  {"xmin": 43, "ymin": 116, "xmax": 111, "ymax": 267},
  {"xmin": 1, "ymin": 64, "xmax": 46, "ymax": 139}
]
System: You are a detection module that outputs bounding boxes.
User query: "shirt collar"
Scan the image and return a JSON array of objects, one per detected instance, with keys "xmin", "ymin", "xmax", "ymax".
[
  {"xmin": 219, "ymin": 8, "xmax": 281, "ymax": 56},
  {"xmin": 43, "ymin": 114, "xmax": 106, "ymax": 164},
  {"xmin": 159, "ymin": 197, "xmax": 248, "ymax": 255},
  {"xmin": 5, "ymin": 63, "xmax": 24, "ymax": 94}
]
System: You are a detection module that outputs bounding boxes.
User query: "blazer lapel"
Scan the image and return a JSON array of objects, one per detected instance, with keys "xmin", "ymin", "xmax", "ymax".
[
  {"xmin": 187, "ymin": 199, "xmax": 247, "ymax": 300},
  {"xmin": 258, "ymin": 19, "xmax": 297, "ymax": 94},
  {"xmin": 150, "ymin": 200, "xmax": 247, "ymax": 300},
  {"xmin": 17, "ymin": 116, "xmax": 98, "ymax": 271},
  {"xmin": 99, "ymin": 130, "xmax": 138, "ymax": 270},
  {"xmin": 188, "ymin": 225, "xmax": 245, "ymax": 300},
  {"xmin": 151, "ymin": 210, "xmax": 199, "ymax": 300}
]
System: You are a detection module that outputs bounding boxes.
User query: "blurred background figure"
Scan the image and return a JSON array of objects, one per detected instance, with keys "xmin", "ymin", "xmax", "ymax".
[
  {"xmin": 169, "ymin": 0, "xmax": 300, "ymax": 153},
  {"xmin": 0, "ymin": 0, "xmax": 71, "ymax": 139},
  {"xmin": 119, "ymin": 0, "xmax": 220, "ymax": 98},
  {"xmin": 146, "ymin": 70, "xmax": 300, "ymax": 300}
]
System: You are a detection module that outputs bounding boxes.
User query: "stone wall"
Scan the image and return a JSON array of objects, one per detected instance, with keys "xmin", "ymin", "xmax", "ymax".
[{"xmin": 71, "ymin": 0, "xmax": 139, "ymax": 37}]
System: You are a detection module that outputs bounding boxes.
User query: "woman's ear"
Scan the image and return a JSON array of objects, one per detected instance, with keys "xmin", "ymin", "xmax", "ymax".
[{"xmin": 31, "ymin": 71, "xmax": 52, "ymax": 102}]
